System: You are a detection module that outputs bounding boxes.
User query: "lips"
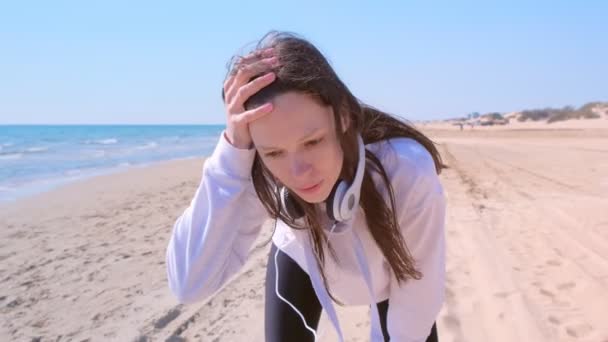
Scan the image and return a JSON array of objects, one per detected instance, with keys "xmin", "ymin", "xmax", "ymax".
[{"xmin": 297, "ymin": 181, "xmax": 322, "ymax": 191}]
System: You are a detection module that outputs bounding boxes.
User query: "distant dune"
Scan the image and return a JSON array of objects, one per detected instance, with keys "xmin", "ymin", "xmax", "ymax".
[{"xmin": 417, "ymin": 101, "xmax": 608, "ymax": 130}]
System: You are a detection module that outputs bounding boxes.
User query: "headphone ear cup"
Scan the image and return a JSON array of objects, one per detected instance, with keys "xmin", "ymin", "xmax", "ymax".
[
  {"xmin": 325, "ymin": 181, "xmax": 340, "ymax": 221},
  {"xmin": 339, "ymin": 189, "xmax": 358, "ymax": 221},
  {"xmin": 328, "ymin": 181, "xmax": 348, "ymax": 222},
  {"xmin": 280, "ymin": 187, "xmax": 304, "ymax": 220}
]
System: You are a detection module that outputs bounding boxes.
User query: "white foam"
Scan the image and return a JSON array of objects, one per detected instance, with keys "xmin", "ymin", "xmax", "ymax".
[
  {"xmin": 85, "ymin": 138, "xmax": 118, "ymax": 145},
  {"xmin": 135, "ymin": 141, "xmax": 159, "ymax": 150},
  {"xmin": 98, "ymin": 138, "xmax": 118, "ymax": 145},
  {"xmin": 0, "ymin": 153, "xmax": 22, "ymax": 160},
  {"xmin": 25, "ymin": 146, "xmax": 49, "ymax": 153}
]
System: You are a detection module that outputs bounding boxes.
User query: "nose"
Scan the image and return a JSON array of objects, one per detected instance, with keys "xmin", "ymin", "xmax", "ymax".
[{"xmin": 289, "ymin": 154, "xmax": 312, "ymax": 180}]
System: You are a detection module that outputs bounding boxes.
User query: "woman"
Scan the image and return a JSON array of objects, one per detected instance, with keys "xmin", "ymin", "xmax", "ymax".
[{"xmin": 166, "ymin": 31, "xmax": 446, "ymax": 342}]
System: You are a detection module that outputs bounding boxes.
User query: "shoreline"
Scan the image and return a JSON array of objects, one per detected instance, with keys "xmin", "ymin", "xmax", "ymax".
[{"xmin": 0, "ymin": 154, "xmax": 204, "ymax": 207}]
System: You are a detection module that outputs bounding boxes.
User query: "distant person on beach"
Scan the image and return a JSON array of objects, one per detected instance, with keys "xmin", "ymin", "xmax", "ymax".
[{"xmin": 166, "ymin": 31, "xmax": 446, "ymax": 342}]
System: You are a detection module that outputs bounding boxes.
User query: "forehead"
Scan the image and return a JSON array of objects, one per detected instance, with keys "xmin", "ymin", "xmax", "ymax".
[{"xmin": 249, "ymin": 92, "xmax": 334, "ymax": 148}]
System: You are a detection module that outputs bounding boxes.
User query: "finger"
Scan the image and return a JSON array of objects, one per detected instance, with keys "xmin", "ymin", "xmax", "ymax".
[
  {"xmin": 224, "ymin": 62, "xmax": 248, "ymax": 98},
  {"xmin": 232, "ymin": 51, "xmax": 278, "ymax": 80},
  {"xmin": 223, "ymin": 76, "xmax": 235, "ymax": 102},
  {"xmin": 225, "ymin": 58, "xmax": 278, "ymax": 104},
  {"xmin": 238, "ymin": 47, "xmax": 275, "ymax": 65},
  {"xmin": 224, "ymin": 48, "xmax": 275, "ymax": 103},
  {"xmin": 228, "ymin": 47, "xmax": 275, "ymax": 81},
  {"xmin": 231, "ymin": 72, "xmax": 276, "ymax": 109},
  {"xmin": 236, "ymin": 103, "xmax": 273, "ymax": 124},
  {"xmin": 236, "ymin": 56, "xmax": 278, "ymax": 81}
]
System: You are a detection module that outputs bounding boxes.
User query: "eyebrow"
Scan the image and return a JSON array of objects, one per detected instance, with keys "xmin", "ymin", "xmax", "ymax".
[{"xmin": 256, "ymin": 128, "xmax": 323, "ymax": 150}]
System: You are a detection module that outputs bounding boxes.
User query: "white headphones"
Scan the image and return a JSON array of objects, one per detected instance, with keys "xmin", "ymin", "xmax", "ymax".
[{"xmin": 279, "ymin": 134, "xmax": 366, "ymax": 222}]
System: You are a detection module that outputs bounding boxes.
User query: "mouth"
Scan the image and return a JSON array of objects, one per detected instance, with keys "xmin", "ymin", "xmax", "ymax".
[{"xmin": 296, "ymin": 180, "xmax": 323, "ymax": 193}]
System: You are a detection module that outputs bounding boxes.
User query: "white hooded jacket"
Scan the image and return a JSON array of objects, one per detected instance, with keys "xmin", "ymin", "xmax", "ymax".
[{"xmin": 165, "ymin": 131, "xmax": 446, "ymax": 341}]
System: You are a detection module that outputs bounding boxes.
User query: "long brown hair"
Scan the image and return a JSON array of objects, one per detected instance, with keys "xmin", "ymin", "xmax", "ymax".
[{"xmin": 226, "ymin": 31, "xmax": 446, "ymax": 303}]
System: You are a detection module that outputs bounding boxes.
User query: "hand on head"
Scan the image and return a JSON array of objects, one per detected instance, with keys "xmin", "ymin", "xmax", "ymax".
[{"xmin": 222, "ymin": 47, "xmax": 280, "ymax": 149}]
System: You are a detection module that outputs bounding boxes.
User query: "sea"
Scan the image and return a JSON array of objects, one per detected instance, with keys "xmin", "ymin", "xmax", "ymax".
[{"xmin": 0, "ymin": 125, "xmax": 225, "ymax": 204}]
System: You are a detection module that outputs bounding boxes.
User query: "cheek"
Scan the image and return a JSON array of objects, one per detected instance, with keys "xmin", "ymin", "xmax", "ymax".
[
  {"xmin": 315, "ymin": 140, "xmax": 343, "ymax": 175},
  {"xmin": 261, "ymin": 159, "xmax": 288, "ymax": 184}
]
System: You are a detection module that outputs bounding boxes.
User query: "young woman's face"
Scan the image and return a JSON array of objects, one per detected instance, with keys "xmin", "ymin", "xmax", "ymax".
[{"xmin": 249, "ymin": 91, "xmax": 345, "ymax": 204}]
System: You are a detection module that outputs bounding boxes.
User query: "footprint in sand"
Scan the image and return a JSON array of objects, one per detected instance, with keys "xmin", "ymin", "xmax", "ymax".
[
  {"xmin": 539, "ymin": 288, "xmax": 555, "ymax": 297},
  {"xmin": 557, "ymin": 282, "xmax": 576, "ymax": 290},
  {"xmin": 493, "ymin": 291, "xmax": 515, "ymax": 298},
  {"xmin": 547, "ymin": 315, "xmax": 561, "ymax": 325},
  {"xmin": 443, "ymin": 315, "xmax": 461, "ymax": 329},
  {"xmin": 445, "ymin": 287, "xmax": 455, "ymax": 298},
  {"xmin": 565, "ymin": 323, "xmax": 593, "ymax": 338},
  {"xmin": 153, "ymin": 308, "xmax": 181, "ymax": 329}
]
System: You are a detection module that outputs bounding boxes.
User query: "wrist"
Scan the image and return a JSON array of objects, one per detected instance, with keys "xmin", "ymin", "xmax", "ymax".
[{"xmin": 224, "ymin": 131, "xmax": 253, "ymax": 150}]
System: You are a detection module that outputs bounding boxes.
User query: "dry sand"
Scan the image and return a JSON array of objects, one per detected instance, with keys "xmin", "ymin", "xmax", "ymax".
[{"xmin": 1, "ymin": 123, "xmax": 607, "ymax": 341}]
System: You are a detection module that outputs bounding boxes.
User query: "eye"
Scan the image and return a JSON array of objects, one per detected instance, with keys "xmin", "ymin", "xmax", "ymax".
[
  {"xmin": 263, "ymin": 136, "xmax": 324, "ymax": 158},
  {"xmin": 264, "ymin": 151, "xmax": 283, "ymax": 158},
  {"xmin": 305, "ymin": 137, "xmax": 324, "ymax": 147}
]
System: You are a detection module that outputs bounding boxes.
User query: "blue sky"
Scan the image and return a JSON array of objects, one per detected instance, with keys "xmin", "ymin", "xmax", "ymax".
[{"xmin": 1, "ymin": 0, "xmax": 606, "ymax": 124}]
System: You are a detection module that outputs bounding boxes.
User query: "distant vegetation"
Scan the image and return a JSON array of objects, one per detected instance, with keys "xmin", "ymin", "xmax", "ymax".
[
  {"xmin": 445, "ymin": 101, "xmax": 607, "ymax": 126},
  {"xmin": 518, "ymin": 102, "xmax": 607, "ymax": 123},
  {"xmin": 484, "ymin": 112, "xmax": 504, "ymax": 120}
]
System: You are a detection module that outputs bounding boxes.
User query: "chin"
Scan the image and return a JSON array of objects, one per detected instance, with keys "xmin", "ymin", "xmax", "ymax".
[{"xmin": 304, "ymin": 196, "xmax": 326, "ymax": 204}]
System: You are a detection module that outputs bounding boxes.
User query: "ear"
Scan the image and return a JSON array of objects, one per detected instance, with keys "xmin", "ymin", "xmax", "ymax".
[
  {"xmin": 335, "ymin": 100, "xmax": 351, "ymax": 133},
  {"xmin": 340, "ymin": 113, "xmax": 350, "ymax": 133}
]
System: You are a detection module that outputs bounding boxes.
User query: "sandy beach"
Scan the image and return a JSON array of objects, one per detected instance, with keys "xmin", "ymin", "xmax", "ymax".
[{"xmin": 1, "ymin": 122, "xmax": 607, "ymax": 341}]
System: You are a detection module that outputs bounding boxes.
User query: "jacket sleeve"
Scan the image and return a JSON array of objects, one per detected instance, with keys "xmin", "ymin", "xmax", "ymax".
[
  {"xmin": 165, "ymin": 131, "xmax": 269, "ymax": 304},
  {"xmin": 384, "ymin": 139, "xmax": 446, "ymax": 341}
]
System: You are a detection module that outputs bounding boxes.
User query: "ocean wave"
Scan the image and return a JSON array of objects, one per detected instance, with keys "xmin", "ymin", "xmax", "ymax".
[
  {"xmin": 0, "ymin": 146, "xmax": 49, "ymax": 156},
  {"xmin": 0, "ymin": 153, "xmax": 22, "ymax": 160},
  {"xmin": 85, "ymin": 138, "xmax": 119, "ymax": 145},
  {"xmin": 135, "ymin": 142, "xmax": 159, "ymax": 150},
  {"xmin": 25, "ymin": 146, "xmax": 49, "ymax": 153}
]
